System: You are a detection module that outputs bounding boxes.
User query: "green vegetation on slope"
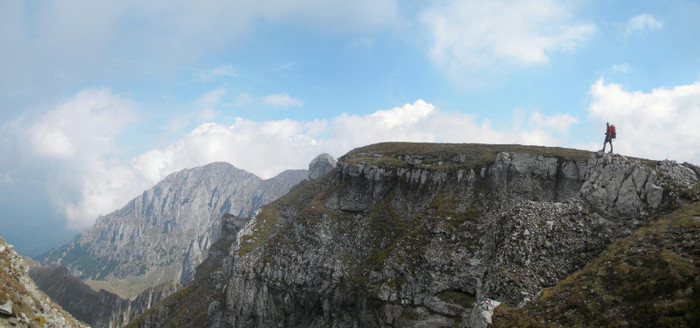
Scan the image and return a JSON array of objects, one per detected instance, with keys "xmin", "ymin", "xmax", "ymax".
[
  {"xmin": 1, "ymin": 239, "xmax": 86, "ymax": 328},
  {"xmin": 238, "ymin": 176, "xmax": 331, "ymax": 257},
  {"xmin": 342, "ymin": 142, "xmax": 594, "ymax": 170},
  {"xmin": 492, "ymin": 200, "xmax": 700, "ymax": 328}
]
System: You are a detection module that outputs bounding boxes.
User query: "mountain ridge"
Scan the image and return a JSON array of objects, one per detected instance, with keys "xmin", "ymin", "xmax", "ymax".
[
  {"xmin": 126, "ymin": 142, "xmax": 699, "ymax": 327},
  {"xmin": 38, "ymin": 161, "xmax": 309, "ymax": 297}
]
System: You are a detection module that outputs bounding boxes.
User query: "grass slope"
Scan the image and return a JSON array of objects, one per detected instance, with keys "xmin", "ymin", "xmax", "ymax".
[
  {"xmin": 492, "ymin": 200, "xmax": 700, "ymax": 328},
  {"xmin": 342, "ymin": 142, "xmax": 596, "ymax": 170}
]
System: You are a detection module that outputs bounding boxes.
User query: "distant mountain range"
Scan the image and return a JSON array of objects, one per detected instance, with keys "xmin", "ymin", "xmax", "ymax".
[{"xmin": 37, "ymin": 161, "xmax": 312, "ymax": 296}]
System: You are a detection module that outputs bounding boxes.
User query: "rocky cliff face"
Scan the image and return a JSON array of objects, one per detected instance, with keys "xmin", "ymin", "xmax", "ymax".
[
  {"xmin": 127, "ymin": 143, "xmax": 700, "ymax": 328},
  {"xmin": 29, "ymin": 264, "xmax": 179, "ymax": 328},
  {"xmin": 39, "ymin": 162, "xmax": 308, "ymax": 290},
  {"xmin": 308, "ymin": 153, "xmax": 337, "ymax": 180},
  {"xmin": 0, "ymin": 237, "xmax": 86, "ymax": 328},
  {"xmin": 492, "ymin": 199, "xmax": 700, "ymax": 327},
  {"xmin": 125, "ymin": 214, "xmax": 251, "ymax": 328}
]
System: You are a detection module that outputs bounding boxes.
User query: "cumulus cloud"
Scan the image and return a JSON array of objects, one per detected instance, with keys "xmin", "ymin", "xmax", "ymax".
[
  {"xmin": 587, "ymin": 78, "xmax": 700, "ymax": 164},
  {"xmin": 262, "ymin": 93, "xmax": 304, "ymax": 108},
  {"xmin": 419, "ymin": 0, "xmax": 595, "ymax": 75},
  {"xmin": 1, "ymin": 88, "xmax": 146, "ymax": 230},
  {"xmin": 26, "ymin": 88, "xmax": 137, "ymax": 160},
  {"xmin": 624, "ymin": 13, "xmax": 663, "ymax": 37}
]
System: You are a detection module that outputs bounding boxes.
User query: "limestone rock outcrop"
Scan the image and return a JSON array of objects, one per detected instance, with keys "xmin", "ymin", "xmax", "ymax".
[
  {"xmin": 127, "ymin": 143, "xmax": 699, "ymax": 328},
  {"xmin": 308, "ymin": 153, "xmax": 337, "ymax": 180}
]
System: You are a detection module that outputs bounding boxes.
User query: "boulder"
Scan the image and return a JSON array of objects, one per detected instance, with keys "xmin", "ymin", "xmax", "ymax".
[
  {"xmin": 308, "ymin": 153, "xmax": 337, "ymax": 180},
  {"xmin": 0, "ymin": 300, "xmax": 12, "ymax": 316},
  {"xmin": 467, "ymin": 299, "xmax": 501, "ymax": 328}
]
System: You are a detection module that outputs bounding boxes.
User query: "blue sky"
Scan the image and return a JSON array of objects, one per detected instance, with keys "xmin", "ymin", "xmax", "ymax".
[{"xmin": 1, "ymin": 0, "xmax": 700, "ymax": 256}]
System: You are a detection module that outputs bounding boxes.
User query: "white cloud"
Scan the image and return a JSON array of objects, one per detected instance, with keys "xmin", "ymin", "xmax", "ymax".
[
  {"xmin": 528, "ymin": 111, "xmax": 579, "ymax": 134},
  {"xmin": 61, "ymin": 161, "xmax": 151, "ymax": 230},
  {"xmin": 27, "ymin": 88, "xmax": 137, "ymax": 160},
  {"xmin": 369, "ymin": 100, "xmax": 433, "ymax": 128},
  {"xmin": 132, "ymin": 99, "xmax": 573, "ymax": 185},
  {"xmin": 419, "ymin": 0, "xmax": 595, "ymax": 75},
  {"xmin": 1, "ymin": 88, "xmax": 143, "ymax": 230},
  {"xmin": 587, "ymin": 78, "xmax": 700, "ymax": 164},
  {"xmin": 624, "ymin": 14, "xmax": 663, "ymax": 37},
  {"xmin": 132, "ymin": 119, "xmax": 321, "ymax": 182},
  {"xmin": 262, "ymin": 93, "xmax": 304, "ymax": 108}
]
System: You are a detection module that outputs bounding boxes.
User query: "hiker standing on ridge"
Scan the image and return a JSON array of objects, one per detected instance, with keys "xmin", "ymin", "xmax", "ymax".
[{"xmin": 602, "ymin": 122, "xmax": 615, "ymax": 153}]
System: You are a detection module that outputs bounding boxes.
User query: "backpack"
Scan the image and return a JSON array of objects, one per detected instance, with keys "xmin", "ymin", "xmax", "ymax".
[{"xmin": 610, "ymin": 125, "xmax": 616, "ymax": 139}]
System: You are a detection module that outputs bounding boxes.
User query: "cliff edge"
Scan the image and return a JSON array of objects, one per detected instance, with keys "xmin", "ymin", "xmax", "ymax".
[{"xmin": 127, "ymin": 142, "xmax": 700, "ymax": 328}]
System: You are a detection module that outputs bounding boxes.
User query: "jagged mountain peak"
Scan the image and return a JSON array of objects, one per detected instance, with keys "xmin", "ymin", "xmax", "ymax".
[{"xmin": 39, "ymin": 160, "xmax": 309, "ymax": 297}]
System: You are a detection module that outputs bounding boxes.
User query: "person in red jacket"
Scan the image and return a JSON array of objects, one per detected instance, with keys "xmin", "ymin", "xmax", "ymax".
[{"xmin": 602, "ymin": 122, "xmax": 614, "ymax": 153}]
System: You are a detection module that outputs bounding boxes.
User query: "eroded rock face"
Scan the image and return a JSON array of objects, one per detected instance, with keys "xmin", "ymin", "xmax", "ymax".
[
  {"xmin": 309, "ymin": 153, "xmax": 337, "ymax": 180},
  {"xmin": 39, "ymin": 162, "xmax": 308, "ymax": 288},
  {"xmin": 580, "ymin": 153, "xmax": 668, "ymax": 216},
  {"xmin": 133, "ymin": 145, "xmax": 699, "ymax": 328}
]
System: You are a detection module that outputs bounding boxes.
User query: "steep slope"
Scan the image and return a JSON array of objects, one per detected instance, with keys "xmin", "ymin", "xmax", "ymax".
[
  {"xmin": 126, "ymin": 214, "xmax": 250, "ymax": 328},
  {"xmin": 0, "ymin": 237, "xmax": 86, "ymax": 328},
  {"xmin": 39, "ymin": 162, "xmax": 308, "ymax": 295},
  {"xmin": 492, "ymin": 200, "xmax": 700, "ymax": 327},
  {"xmin": 29, "ymin": 264, "xmax": 179, "ymax": 328},
  {"xmin": 128, "ymin": 142, "xmax": 699, "ymax": 328}
]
